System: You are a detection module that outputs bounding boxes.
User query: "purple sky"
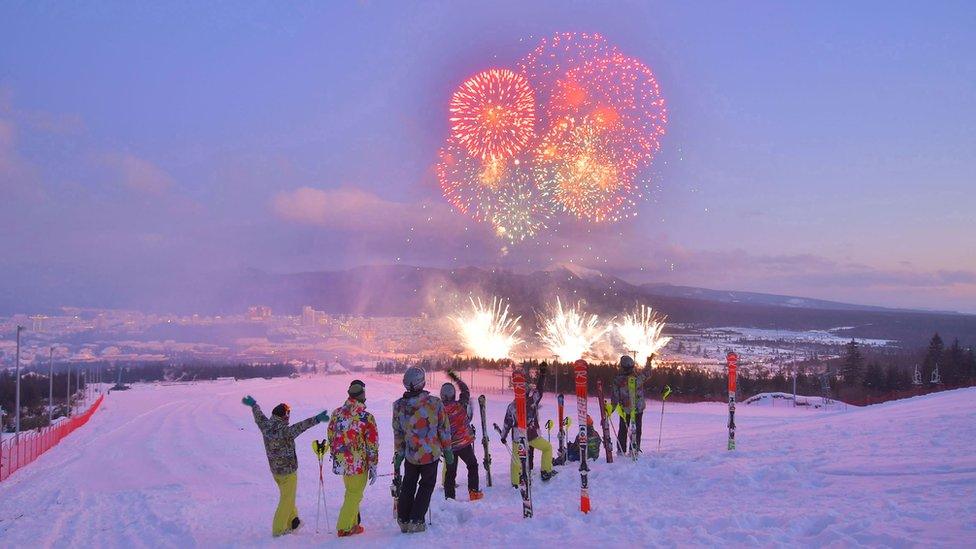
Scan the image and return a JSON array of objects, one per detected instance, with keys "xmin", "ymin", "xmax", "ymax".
[{"xmin": 1, "ymin": 2, "xmax": 974, "ymax": 313}]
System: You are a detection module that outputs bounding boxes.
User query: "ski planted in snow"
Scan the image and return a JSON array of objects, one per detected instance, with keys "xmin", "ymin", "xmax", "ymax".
[
  {"xmin": 391, "ymin": 454, "xmax": 402, "ymax": 518},
  {"xmin": 575, "ymin": 360, "xmax": 591, "ymax": 513},
  {"xmin": 627, "ymin": 376, "xmax": 638, "ymax": 460},
  {"xmin": 596, "ymin": 380, "xmax": 614, "ymax": 463},
  {"xmin": 513, "ymin": 367, "xmax": 533, "ymax": 518},
  {"xmin": 555, "ymin": 393, "xmax": 567, "ymax": 465},
  {"xmin": 478, "ymin": 394, "xmax": 493, "ymax": 487},
  {"xmin": 726, "ymin": 351, "xmax": 738, "ymax": 450}
]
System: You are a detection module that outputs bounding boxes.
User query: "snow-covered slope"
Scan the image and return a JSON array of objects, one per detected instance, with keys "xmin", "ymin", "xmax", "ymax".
[{"xmin": 1, "ymin": 377, "xmax": 973, "ymax": 547}]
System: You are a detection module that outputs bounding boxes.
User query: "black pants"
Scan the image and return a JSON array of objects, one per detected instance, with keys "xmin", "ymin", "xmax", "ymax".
[
  {"xmin": 398, "ymin": 461, "xmax": 438, "ymax": 523},
  {"xmin": 617, "ymin": 410, "xmax": 644, "ymax": 453},
  {"xmin": 443, "ymin": 444, "xmax": 480, "ymax": 498}
]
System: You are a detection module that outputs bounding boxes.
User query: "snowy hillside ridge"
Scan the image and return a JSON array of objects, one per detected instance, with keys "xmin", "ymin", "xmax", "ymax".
[
  {"xmin": 1, "ymin": 378, "xmax": 973, "ymax": 546},
  {"xmin": 743, "ymin": 392, "xmax": 854, "ymax": 409},
  {"xmin": 543, "ymin": 262, "xmax": 604, "ymax": 280}
]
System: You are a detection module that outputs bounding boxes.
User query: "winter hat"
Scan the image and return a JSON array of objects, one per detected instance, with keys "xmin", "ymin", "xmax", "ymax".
[
  {"xmin": 620, "ymin": 355, "xmax": 636, "ymax": 371},
  {"xmin": 272, "ymin": 403, "xmax": 290, "ymax": 418},
  {"xmin": 348, "ymin": 380, "xmax": 366, "ymax": 402},
  {"xmin": 440, "ymin": 382, "xmax": 456, "ymax": 402},
  {"xmin": 403, "ymin": 366, "xmax": 426, "ymax": 391}
]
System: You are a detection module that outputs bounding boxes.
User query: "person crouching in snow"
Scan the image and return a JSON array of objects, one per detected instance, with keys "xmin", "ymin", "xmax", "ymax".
[
  {"xmin": 441, "ymin": 370, "xmax": 483, "ymax": 501},
  {"xmin": 326, "ymin": 380, "xmax": 379, "ymax": 537},
  {"xmin": 499, "ymin": 365, "xmax": 557, "ymax": 487},
  {"xmin": 392, "ymin": 366, "xmax": 453, "ymax": 533},
  {"xmin": 241, "ymin": 395, "xmax": 329, "ymax": 537}
]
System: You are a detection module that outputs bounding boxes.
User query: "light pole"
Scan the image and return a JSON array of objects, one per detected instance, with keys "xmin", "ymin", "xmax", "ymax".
[
  {"xmin": 14, "ymin": 325, "xmax": 24, "ymax": 443},
  {"xmin": 48, "ymin": 346, "xmax": 54, "ymax": 423},
  {"xmin": 66, "ymin": 362, "xmax": 71, "ymax": 417}
]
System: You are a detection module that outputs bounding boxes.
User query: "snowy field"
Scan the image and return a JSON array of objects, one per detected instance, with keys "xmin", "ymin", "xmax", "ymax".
[{"xmin": 1, "ymin": 376, "xmax": 974, "ymax": 547}]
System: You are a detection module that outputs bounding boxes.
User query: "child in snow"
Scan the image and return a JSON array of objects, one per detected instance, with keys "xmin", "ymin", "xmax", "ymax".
[
  {"xmin": 392, "ymin": 366, "xmax": 453, "ymax": 533},
  {"xmin": 499, "ymin": 365, "xmax": 557, "ymax": 487},
  {"xmin": 326, "ymin": 380, "xmax": 379, "ymax": 537},
  {"xmin": 567, "ymin": 415, "xmax": 602, "ymax": 462},
  {"xmin": 241, "ymin": 395, "xmax": 329, "ymax": 537},
  {"xmin": 441, "ymin": 370, "xmax": 483, "ymax": 501},
  {"xmin": 610, "ymin": 355, "xmax": 646, "ymax": 455}
]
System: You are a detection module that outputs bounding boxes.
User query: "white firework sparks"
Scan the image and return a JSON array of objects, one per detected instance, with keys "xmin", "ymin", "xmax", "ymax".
[
  {"xmin": 614, "ymin": 304, "xmax": 671, "ymax": 367},
  {"xmin": 451, "ymin": 296, "xmax": 523, "ymax": 360},
  {"xmin": 537, "ymin": 297, "xmax": 607, "ymax": 362}
]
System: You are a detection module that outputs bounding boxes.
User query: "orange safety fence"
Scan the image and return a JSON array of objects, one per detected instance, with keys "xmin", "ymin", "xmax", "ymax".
[{"xmin": 0, "ymin": 394, "xmax": 104, "ymax": 482}]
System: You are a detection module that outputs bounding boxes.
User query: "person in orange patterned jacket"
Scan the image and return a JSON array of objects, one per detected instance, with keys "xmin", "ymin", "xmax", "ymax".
[
  {"xmin": 326, "ymin": 380, "xmax": 379, "ymax": 537},
  {"xmin": 441, "ymin": 370, "xmax": 483, "ymax": 501},
  {"xmin": 392, "ymin": 366, "xmax": 452, "ymax": 533}
]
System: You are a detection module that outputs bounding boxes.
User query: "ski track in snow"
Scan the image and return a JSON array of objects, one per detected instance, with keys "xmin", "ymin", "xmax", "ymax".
[{"xmin": 1, "ymin": 377, "xmax": 974, "ymax": 548}]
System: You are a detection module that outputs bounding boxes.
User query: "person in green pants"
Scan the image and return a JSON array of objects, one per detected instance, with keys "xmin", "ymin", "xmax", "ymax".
[
  {"xmin": 498, "ymin": 365, "xmax": 558, "ymax": 486},
  {"xmin": 326, "ymin": 380, "xmax": 379, "ymax": 537},
  {"xmin": 242, "ymin": 395, "xmax": 329, "ymax": 537}
]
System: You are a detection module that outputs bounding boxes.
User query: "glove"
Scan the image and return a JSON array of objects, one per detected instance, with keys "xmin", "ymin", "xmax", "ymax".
[
  {"xmin": 315, "ymin": 410, "xmax": 329, "ymax": 423},
  {"xmin": 242, "ymin": 395, "xmax": 256, "ymax": 407},
  {"xmin": 394, "ymin": 452, "xmax": 404, "ymax": 470},
  {"xmin": 368, "ymin": 465, "xmax": 377, "ymax": 485},
  {"xmin": 443, "ymin": 448, "xmax": 455, "ymax": 465}
]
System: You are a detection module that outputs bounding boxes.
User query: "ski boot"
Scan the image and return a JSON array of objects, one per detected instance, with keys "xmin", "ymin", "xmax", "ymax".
[
  {"xmin": 289, "ymin": 517, "xmax": 302, "ymax": 533},
  {"xmin": 408, "ymin": 520, "xmax": 427, "ymax": 533},
  {"xmin": 397, "ymin": 519, "xmax": 410, "ymax": 533},
  {"xmin": 338, "ymin": 525, "xmax": 365, "ymax": 537},
  {"xmin": 469, "ymin": 489, "xmax": 484, "ymax": 501},
  {"xmin": 540, "ymin": 469, "xmax": 559, "ymax": 482}
]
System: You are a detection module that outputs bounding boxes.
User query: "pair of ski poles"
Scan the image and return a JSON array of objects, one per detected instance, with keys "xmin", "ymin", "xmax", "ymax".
[{"xmin": 312, "ymin": 439, "xmax": 330, "ymax": 535}]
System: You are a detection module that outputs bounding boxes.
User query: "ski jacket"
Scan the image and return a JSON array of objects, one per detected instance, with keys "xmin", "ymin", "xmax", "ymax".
[
  {"xmin": 610, "ymin": 371, "xmax": 647, "ymax": 414},
  {"xmin": 250, "ymin": 405, "xmax": 318, "ymax": 476},
  {"xmin": 392, "ymin": 390, "xmax": 452, "ymax": 466},
  {"xmin": 500, "ymin": 370, "xmax": 545, "ymax": 441},
  {"xmin": 443, "ymin": 379, "xmax": 476, "ymax": 450},
  {"xmin": 327, "ymin": 397, "xmax": 379, "ymax": 476}
]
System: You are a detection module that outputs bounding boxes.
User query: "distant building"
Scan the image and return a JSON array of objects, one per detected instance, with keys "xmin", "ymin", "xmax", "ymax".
[{"xmin": 247, "ymin": 305, "xmax": 272, "ymax": 321}]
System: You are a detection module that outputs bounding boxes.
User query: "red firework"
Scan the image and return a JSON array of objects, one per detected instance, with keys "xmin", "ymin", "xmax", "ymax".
[
  {"xmin": 517, "ymin": 32, "xmax": 620, "ymax": 126},
  {"xmin": 449, "ymin": 69, "xmax": 536, "ymax": 161},
  {"xmin": 553, "ymin": 53, "xmax": 668, "ymax": 162}
]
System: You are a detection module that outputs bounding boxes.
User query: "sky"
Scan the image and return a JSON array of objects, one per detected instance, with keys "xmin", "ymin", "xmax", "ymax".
[{"xmin": 0, "ymin": 1, "xmax": 974, "ymax": 313}]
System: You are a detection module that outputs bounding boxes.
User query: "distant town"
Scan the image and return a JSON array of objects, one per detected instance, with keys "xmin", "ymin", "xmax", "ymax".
[{"xmin": 0, "ymin": 306, "xmax": 892, "ymax": 375}]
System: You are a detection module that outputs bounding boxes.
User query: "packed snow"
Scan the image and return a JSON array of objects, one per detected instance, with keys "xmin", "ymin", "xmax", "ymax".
[{"xmin": 1, "ymin": 374, "xmax": 974, "ymax": 547}]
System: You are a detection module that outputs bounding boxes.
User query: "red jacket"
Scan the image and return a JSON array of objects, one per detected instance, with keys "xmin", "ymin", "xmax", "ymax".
[{"xmin": 443, "ymin": 379, "xmax": 475, "ymax": 450}]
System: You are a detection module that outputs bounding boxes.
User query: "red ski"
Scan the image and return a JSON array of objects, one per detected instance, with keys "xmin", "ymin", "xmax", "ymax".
[
  {"xmin": 574, "ymin": 360, "xmax": 591, "ymax": 514},
  {"xmin": 513, "ymin": 366, "xmax": 533, "ymax": 517},
  {"xmin": 727, "ymin": 351, "xmax": 738, "ymax": 451}
]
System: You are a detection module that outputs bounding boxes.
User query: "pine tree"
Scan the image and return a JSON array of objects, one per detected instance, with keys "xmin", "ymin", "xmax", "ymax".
[
  {"xmin": 922, "ymin": 333, "xmax": 944, "ymax": 382},
  {"xmin": 841, "ymin": 339, "xmax": 864, "ymax": 386},
  {"xmin": 862, "ymin": 362, "xmax": 885, "ymax": 391},
  {"xmin": 945, "ymin": 339, "xmax": 964, "ymax": 385}
]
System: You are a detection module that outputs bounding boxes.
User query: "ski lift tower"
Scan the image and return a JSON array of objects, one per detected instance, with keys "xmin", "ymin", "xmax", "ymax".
[
  {"xmin": 912, "ymin": 365, "xmax": 923, "ymax": 386},
  {"xmin": 930, "ymin": 364, "xmax": 942, "ymax": 385}
]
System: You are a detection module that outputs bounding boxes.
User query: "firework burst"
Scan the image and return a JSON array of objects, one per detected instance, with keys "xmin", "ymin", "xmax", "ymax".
[
  {"xmin": 553, "ymin": 53, "xmax": 668, "ymax": 162},
  {"xmin": 614, "ymin": 304, "xmax": 671, "ymax": 367},
  {"xmin": 437, "ymin": 144, "xmax": 553, "ymax": 239},
  {"xmin": 449, "ymin": 69, "xmax": 536, "ymax": 161},
  {"xmin": 451, "ymin": 296, "xmax": 523, "ymax": 360},
  {"xmin": 537, "ymin": 297, "xmax": 607, "ymax": 362},
  {"xmin": 536, "ymin": 116, "xmax": 640, "ymax": 222},
  {"xmin": 517, "ymin": 32, "xmax": 619, "ymax": 127}
]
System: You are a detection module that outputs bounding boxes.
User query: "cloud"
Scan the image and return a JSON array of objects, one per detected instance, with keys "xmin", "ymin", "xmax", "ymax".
[
  {"xmin": 272, "ymin": 186, "xmax": 470, "ymax": 236},
  {"xmin": 101, "ymin": 152, "xmax": 175, "ymax": 195}
]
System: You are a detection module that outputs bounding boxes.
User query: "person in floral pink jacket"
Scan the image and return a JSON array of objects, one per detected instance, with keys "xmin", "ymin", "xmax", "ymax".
[{"xmin": 327, "ymin": 380, "xmax": 378, "ymax": 537}]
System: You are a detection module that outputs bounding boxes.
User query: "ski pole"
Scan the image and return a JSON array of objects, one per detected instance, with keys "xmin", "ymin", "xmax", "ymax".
[{"xmin": 657, "ymin": 385, "xmax": 671, "ymax": 451}]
